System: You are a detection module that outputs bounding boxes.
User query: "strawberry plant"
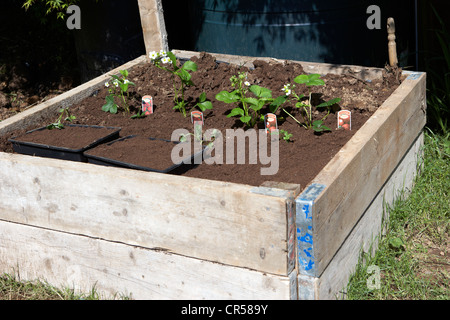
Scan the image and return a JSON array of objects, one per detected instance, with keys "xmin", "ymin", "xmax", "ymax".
[
  {"xmin": 216, "ymin": 72, "xmax": 284, "ymax": 128},
  {"xmin": 102, "ymin": 69, "xmax": 135, "ymax": 116},
  {"xmin": 149, "ymin": 50, "xmax": 200, "ymax": 117},
  {"xmin": 272, "ymin": 74, "xmax": 341, "ymax": 132}
]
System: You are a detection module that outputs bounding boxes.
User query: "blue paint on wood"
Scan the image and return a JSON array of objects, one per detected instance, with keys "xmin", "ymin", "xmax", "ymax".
[
  {"xmin": 295, "ymin": 183, "xmax": 326, "ymax": 277},
  {"xmin": 405, "ymin": 72, "xmax": 423, "ymax": 80}
]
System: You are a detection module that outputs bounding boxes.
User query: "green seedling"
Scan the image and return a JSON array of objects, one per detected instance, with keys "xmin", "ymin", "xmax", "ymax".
[
  {"xmin": 216, "ymin": 72, "xmax": 284, "ymax": 128},
  {"xmin": 47, "ymin": 107, "xmax": 76, "ymax": 130},
  {"xmin": 149, "ymin": 50, "xmax": 199, "ymax": 117},
  {"xmin": 102, "ymin": 69, "xmax": 135, "ymax": 116},
  {"xmin": 279, "ymin": 129, "xmax": 293, "ymax": 142},
  {"xmin": 194, "ymin": 92, "xmax": 213, "ymax": 112},
  {"xmin": 272, "ymin": 74, "xmax": 341, "ymax": 133}
]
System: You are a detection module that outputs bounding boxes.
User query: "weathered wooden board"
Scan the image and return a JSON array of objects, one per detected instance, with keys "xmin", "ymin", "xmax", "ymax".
[
  {"xmin": 137, "ymin": 0, "xmax": 168, "ymax": 54},
  {"xmin": 0, "ymin": 56, "xmax": 147, "ymax": 136},
  {"xmin": 316, "ymin": 132, "xmax": 424, "ymax": 299},
  {"xmin": 173, "ymin": 50, "xmax": 384, "ymax": 81},
  {"xmin": 0, "ymin": 220, "xmax": 293, "ymax": 300},
  {"xmin": 309, "ymin": 72, "xmax": 426, "ymax": 277},
  {"xmin": 0, "ymin": 151, "xmax": 291, "ymax": 276}
]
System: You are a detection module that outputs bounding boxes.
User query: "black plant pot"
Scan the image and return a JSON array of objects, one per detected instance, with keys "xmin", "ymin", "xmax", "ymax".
[
  {"xmin": 84, "ymin": 135, "xmax": 205, "ymax": 174},
  {"xmin": 9, "ymin": 124, "xmax": 121, "ymax": 162}
]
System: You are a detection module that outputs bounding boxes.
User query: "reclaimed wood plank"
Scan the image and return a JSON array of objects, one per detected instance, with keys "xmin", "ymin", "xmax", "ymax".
[
  {"xmin": 317, "ymin": 132, "xmax": 424, "ymax": 299},
  {"xmin": 310, "ymin": 73, "xmax": 426, "ymax": 277},
  {"xmin": 137, "ymin": 0, "xmax": 168, "ymax": 55},
  {"xmin": 172, "ymin": 50, "xmax": 384, "ymax": 80},
  {"xmin": 0, "ymin": 56, "xmax": 147, "ymax": 136},
  {"xmin": 0, "ymin": 153, "xmax": 289, "ymax": 276},
  {"xmin": 0, "ymin": 220, "xmax": 291, "ymax": 299}
]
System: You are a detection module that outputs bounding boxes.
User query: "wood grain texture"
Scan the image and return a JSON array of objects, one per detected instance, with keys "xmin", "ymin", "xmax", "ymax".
[
  {"xmin": 172, "ymin": 50, "xmax": 384, "ymax": 81},
  {"xmin": 0, "ymin": 152, "xmax": 290, "ymax": 275},
  {"xmin": 0, "ymin": 56, "xmax": 147, "ymax": 136},
  {"xmin": 311, "ymin": 73, "xmax": 426, "ymax": 277},
  {"xmin": 317, "ymin": 132, "xmax": 424, "ymax": 299},
  {"xmin": 137, "ymin": 0, "xmax": 168, "ymax": 55},
  {"xmin": 0, "ymin": 220, "xmax": 291, "ymax": 299}
]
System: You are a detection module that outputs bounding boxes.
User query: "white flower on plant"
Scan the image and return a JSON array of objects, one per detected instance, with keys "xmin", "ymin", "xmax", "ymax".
[
  {"xmin": 159, "ymin": 50, "xmax": 167, "ymax": 57},
  {"xmin": 113, "ymin": 80, "xmax": 119, "ymax": 87},
  {"xmin": 282, "ymin": 84, "xmax": 291, "ymax": 95},
  {"xmin": 124, "ymin": 79, "xmax": 130, "ymax": 84},
  {"xmin": 149, "ymin": 51, "xmax": 158, "ymax": 60},
  {"xmin": 105, "ymin": 81, "xmax": 110, "ymax": 87},
  {"xmin": 244, "ymin": 81, "xmax": 250, "ymax": 86},
  {"xmin": 161, "ymin": 56, "xmax": 171, "ymax": 64}
]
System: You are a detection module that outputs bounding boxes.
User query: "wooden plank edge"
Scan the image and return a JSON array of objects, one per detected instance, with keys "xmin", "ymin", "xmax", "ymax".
[
  {"xmin": 316, "ymin": 132, "xmax": 424, "ymax": 299},
  {"xmin": 310, "ymin": 74, "xmax": 426, "ymax": 275},
  {"xmin": 254, "ymin": 181, "xmax": 301, "ymax": 276},
  {"xmin": 295, "ymin": 131, "xmax": 424, "ymax": 299},
  {"xmin": 137, "ymin": 0, "xmax": 168, "ymax": 55},
  {"xmin": 314, "ymin": 99, "xmax": 426, "ymax": 265},
  {"xmin": 172, "ymin": 50, "xmax": 384, "ymax": 80},
  {"xmin": 294, "ymin": 73, "xmax": 425, "ymax": 277},
  {"xmin": 0, "ymin": 219, "xmax": 293, "ymax": 300},
  {"xmin": 295, "ymin": 184, "xmax": 327, "ymax": 277},
  {"xmin": 0, "ymin": 152, "xmax": 290, "ymax": 276},
  {"xmin": 0, "ymin": 55, "xmax": 147, "ymax": 136}
]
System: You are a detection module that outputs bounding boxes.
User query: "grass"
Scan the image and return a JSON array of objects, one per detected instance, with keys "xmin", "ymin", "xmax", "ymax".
[
  {"xmin": 345, "ymin": 129, "xmax": 449, "ymax": 300},
  {"xmin": 0, "ymin": 273, "xmax": 105, "ymax": 300}
]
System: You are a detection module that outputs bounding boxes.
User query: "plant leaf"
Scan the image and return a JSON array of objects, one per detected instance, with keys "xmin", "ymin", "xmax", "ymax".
[
  {"xmin": 197, "ymin": 101, "xmax": 213, "ymax": 111},
  {"xmin": 249, "ymin": 85, "xmax": 272, "ymax": 98},
  {"xmin": 240, "ymin": 115, "xmax": 252, "ymax": 123},
  {"xmin": 102, "ymin": 95, "xmax": 117, "ymax": 113},
  {"xmin": 177, "ymin": 68, "xmax": 192, "ymax": 83},
  {"xmin": 316, "ymin": 97, "xmax": 341, "ymax": 108},
  {"xmin": 243, "ymin": 97, "xmax": 259, "ymax": 106},
  {"xmin": 269, "ymin": 95, "xmax": 288, "ymax": 113},
  {"xmin": 227, "ymin": 107, "xmax": 245, "ymax": 117},
  {"xmin": 312, "ymin": 120, "xmax": 331, "ymax": 132},
  {"xmin": 389, "ymin": 237, "xmax": 405, "ymax": 250},
  {"xmin": 166, "ymin": 51, "xmax": 178, "ymax": 69},
  {"xmin": 306, "ymin": 74, "xmax": 325, "ymax": 86},
  {"xmin": 295, "ymin": 74, "xmax": 325, "ymax": 86},
  {"xmin": 199, "ymin": 92, "xmax": 206, "ymax": 103},
  {"xmin": 249, "ymin": 103, "xmax": 262, "ymax": 112},
  {"xmin": 119, "ymin": 69, "xmax": 128, "ymax": 78},
  {"xmin": 182, "ymin": 60, "xmax": 198, "ymax": 72},
  {"xmin": 216, "ymin": 91, "xmax": 240, "ymax": 103},
  {"xmin": 294, "ymin": 74, "xmax": 309, "ymax": 84}
]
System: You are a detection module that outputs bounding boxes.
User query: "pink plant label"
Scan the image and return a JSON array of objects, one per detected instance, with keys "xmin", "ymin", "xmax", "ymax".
[
  {"xmin": 264, "ymin": 113, "xmax": 278, "ymax": 134},
  {"xmin": 191, "ymin": 111, "xmax": 204, "ymax": 125},
  {"xmin": 337, "ymin": 110, "xmax": 351, "ymax": 130},
  {"xmin": 142, "ymin": 95, "xmax": 153, "ymax": 115},
  {"xmin": 191, "ymin": 111, "xmax": 204, "ymax": 141}
]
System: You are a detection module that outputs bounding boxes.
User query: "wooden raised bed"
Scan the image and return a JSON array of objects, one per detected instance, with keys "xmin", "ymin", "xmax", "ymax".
[
  {"xmin": 0, "ymin": 49, "xmax": 426, "ymax": 299},
  {"xmin": 0, "ymin": 0, "xmax": 426, "ymax": 299}
]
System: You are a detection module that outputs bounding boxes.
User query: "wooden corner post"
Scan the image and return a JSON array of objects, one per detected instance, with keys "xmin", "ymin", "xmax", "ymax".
[{"xmin": 137, "ymin": 0, "xmax": 169, "ymax": 56}]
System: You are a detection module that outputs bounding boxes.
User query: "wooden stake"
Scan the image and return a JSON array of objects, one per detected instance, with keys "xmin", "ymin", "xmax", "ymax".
[
  {"xmin": 387, "ymin": 17, "xmax": 398, "ymax": 67},
  {"xmin": 137, "ymin": 0, "xmax": 169, "ymax": 57}
]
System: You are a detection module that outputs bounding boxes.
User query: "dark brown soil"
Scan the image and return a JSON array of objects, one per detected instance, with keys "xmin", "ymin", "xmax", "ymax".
[
  {"xmin": 13, "ymin": 125, "xmax": 120, "ymax": 150},
  {"xmin": 85, "ymin": 136, "xmax": 189, "ymax": 172},
  {"xmin": 0, "ymin": 52, "xmax": 402, "ymax": 188}
]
